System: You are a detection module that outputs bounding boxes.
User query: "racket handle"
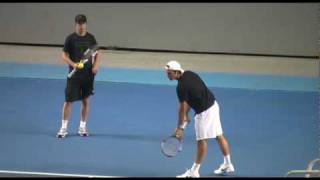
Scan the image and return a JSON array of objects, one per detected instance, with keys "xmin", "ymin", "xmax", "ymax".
[
  {"xmin": 67, "ymin": 68, "xmax": 77, "ymax": 78},
  {"xmin": 67, "ymin": 58, "xmax": 90, "ymax": 78}
]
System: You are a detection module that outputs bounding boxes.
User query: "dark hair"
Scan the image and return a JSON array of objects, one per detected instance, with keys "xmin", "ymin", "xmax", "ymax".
[{"xmin": 75, "ymin": 14, "xmax": 87, "ymax": 24}]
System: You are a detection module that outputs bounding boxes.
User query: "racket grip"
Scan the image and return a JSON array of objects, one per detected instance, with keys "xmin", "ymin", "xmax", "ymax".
[{"xmin": 67, "ymin": 68, "xmax": 77, "ymax": 78}]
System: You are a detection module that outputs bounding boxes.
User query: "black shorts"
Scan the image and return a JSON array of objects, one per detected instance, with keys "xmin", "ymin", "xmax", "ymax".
[{"xmin": 65, "ymin": 75, "xmax": 95, "ymax": 102}]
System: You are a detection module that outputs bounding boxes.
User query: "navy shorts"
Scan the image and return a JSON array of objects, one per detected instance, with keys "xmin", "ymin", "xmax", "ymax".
[{"xmin": 65, "ymin": 75, "xmax": 95, "ymax": 102}]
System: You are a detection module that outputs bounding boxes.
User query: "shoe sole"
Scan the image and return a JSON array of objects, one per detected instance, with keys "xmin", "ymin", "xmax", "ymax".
[
  {"xmin": 57, "ymin": 134, "xmax": 67, "ymax": 138},
  {"xmin": 57, "ymin": 131, "xmax": 68, "ymax": 138},
  {"xmin": 78, "ymin": 133, "xmax": 89, "ymax": 137},
  {"xmin": 177, "ymin": 176, "xmax": 199, "ymax": 178},
  {"xmin": 214, "ymin": 170, "xmax": 235, "ymax": 175}
]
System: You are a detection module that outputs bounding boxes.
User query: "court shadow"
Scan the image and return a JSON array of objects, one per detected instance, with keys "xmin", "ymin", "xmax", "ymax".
[
  {"xmin": 202, "ymin": 172, "xmax": 237, "ymax": 178},
  {"xmin": 51, "ymin": 133, "xmax": 84, "ymax": 139},
  {"xmin": 88, "ymin": 133, "xmax": 160, "ymax": 142}
]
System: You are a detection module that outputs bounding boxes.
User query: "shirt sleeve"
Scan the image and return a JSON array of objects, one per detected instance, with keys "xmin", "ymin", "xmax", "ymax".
[
  {"xmin": 177, "ymin": 83, "xmax": 188, "ymax": 103},
  {"xmin": 63, "ymin": 36, "xmax": 71, "ymax": 53},
  {"xmin": 91, "ymin": 35, "xmax": 98, "ymax": 47}
]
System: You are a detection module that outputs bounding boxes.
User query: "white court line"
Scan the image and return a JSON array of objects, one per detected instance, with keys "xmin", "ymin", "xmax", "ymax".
[{"xmin": 0, "ymin": 170, "xmax": 123, "ymax": 178}]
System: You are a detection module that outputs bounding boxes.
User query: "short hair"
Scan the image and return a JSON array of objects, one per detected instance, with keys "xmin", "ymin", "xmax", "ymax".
[{"xmin": 75, "ymin": 14, "xmax": 87, "ymax": 24}]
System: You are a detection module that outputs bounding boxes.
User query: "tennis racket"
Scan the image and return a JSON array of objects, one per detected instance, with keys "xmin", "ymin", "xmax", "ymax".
[
  {"xmin": 160, "ymin": 135, "xmax": 183, "ymax": 157},
  {"xmin": 67, "ymin": 45, "xmax": 99, "ymax": 78}
]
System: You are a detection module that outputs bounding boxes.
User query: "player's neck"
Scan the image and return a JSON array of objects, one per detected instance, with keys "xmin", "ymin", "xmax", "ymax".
[
  {"xmin": 75, "ymin": 31, "xmax": 87, "ymax": 37},
  {"xmin": 176, "ymin": 72, "xmax": 183, "ymax": 80}
]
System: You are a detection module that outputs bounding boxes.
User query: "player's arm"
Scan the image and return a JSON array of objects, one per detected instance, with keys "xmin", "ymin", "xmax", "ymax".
[
  {"xmin": 178, "ymin": 101, "xmax": 190, "ymax": 129},
  {"xmin": 61, "ymin": 51, "xmax": 78, "ymax": 69},
  {"xmin": 175, "ymin": 101, "xmax": 190, "ymax": 139},
  {"xmin": 92, "ymin": 49, "xmax": 101, "ymax": 74}
]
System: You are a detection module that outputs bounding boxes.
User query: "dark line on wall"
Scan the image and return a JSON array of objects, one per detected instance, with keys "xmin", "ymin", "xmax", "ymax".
[
  {"xmin": 0, "ymin": 42, "xmax": 318, "ymax": 59},
  {"xmin": 109, "ymin": 47, "xmax": 319, "ymax": 59},
  {"xmin": 0, "ymin": 42, "xmax": 63, "ymax": 48}
]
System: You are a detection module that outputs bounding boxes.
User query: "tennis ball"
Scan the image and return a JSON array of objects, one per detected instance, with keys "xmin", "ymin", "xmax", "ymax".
[{"xmin": 77, "ymin": 63, "xmax": 84, "ymax": 69}]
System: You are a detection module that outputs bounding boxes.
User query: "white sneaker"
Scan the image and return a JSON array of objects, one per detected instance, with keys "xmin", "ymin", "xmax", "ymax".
[
  {"xmin": 176, "ymin": 169, "xmax": 200, "ymax": 178},
  {"xmin": 214, "ymin": 163, "xmax": 235, "ymax": 175},
  {"xmin": 78, "ymin": 127, "xmax": 89, "ymax": 137},
  {"xmin": 56, "ymin": 128, "xmax": 68, "ymax": 138}
]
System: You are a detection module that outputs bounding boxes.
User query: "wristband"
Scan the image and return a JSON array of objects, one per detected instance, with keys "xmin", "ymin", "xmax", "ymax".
[{"xmin": 178, "ymin": 121, "xmax": 188, "ymax": 130}]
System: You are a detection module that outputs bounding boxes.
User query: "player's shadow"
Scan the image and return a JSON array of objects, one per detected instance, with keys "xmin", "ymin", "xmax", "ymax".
[
  {"xmin": 202, "ymin": 172, "xmax": 237, "ymax": 178},
  {"xmin": 88, "ymin": 132, "xmax": 160, "ymax": 142},
  {"xmin": 52, "ymin": 133, "xmax": 84, "ymax": 139},
  {"xmin": 48, "ymin": 130, "xmax": 161, "ymax": 142}
]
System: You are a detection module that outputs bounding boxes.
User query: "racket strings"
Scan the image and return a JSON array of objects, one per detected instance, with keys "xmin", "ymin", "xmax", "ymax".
[{"xmin": 161, "ymin": 137, "xmax": 182, "ymax": 157}]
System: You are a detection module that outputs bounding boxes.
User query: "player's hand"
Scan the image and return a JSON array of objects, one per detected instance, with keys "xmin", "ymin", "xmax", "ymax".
[
  {"xmin": 72, "ymin": 62, "xmax": 84, "ymax": 69},
  {"xmin": 77, "ymin": 62, "xmax": 84, "ymax": 69},
  {"xmin": 72, "ymin": 63, "xmax": 78, "ymax": 69},
  {"xmin": 174, "ymin": 128, "xmax": 184, "ymax": 140},
  {"xmin": 92, "ymin": 67, "xmax": 98, "ymax": 75}
]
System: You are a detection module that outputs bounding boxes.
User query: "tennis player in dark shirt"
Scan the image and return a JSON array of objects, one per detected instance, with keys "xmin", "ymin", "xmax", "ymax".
[
  {"xmin": 57, "ymin": 14, "xmax": 100, "ymax": 138},
  {"xmin": 165, "ymin": 60, "xmax": 235, "ymax": 177}
]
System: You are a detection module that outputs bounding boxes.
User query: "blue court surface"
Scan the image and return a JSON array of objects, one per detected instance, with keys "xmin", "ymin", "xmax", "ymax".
[{"xmin": 0, "ymin": 62, "xmax": 318, "ymax": 177}]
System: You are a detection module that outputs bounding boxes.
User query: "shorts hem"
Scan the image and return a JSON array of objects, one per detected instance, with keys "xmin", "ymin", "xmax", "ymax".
[
  {"xmin": 196, "ymin": 133, "xmax": 223, "ymax": 141},
  {"xmin": 65, "ymin": 93, "xmax": 94, "ymax": 102}
]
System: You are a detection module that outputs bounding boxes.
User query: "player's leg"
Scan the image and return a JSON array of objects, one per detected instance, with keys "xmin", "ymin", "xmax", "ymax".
[
  {"xmin": 57, "ymin": 102, "xmax": 72, "ymax": 138},
  {"xmin": 57, "ymin": 79, "xmax": 80, "ymax": 138},
  {"xmin": 177, "ymin": 139, "xmax": 206, "ymax": 178},
  {"xmin": 192, "ymin": 139, "xmax": 207, "ymax": 176},
  {"xmin": 79, "ymin": 96, "xmax": 90, "ymax": 136},
  {"xmin": 78, "ymin": 76, "xmax": 94, "ymax": 136},
  {"xmin": 62, "ymin": 101, "xmax": 72, "ymax": 121},
  {"xmin": 214, "ymin": 135, "xmax": 234, "ymax": 174},
  {"xmin": 216, "ymin": 135, "xmax": 230, "ymax": 157},
  {"xmin": 212, "ymin": 101, "xmax": 234, "ymax": 174},
  {"xmin": 80, "ymin": 97, "xmax": 90, "ymax": 122},
  {"xmin": 177, "ymin": 112, "xmax": 209, "ymax": 178},
  {"xmin": 196, "ymin": 139, "xmax": 208, "ymax": 164}
]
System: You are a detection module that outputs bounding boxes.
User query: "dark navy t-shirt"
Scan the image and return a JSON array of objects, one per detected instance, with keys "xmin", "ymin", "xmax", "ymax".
[
  {"xmin": 177, "ymin": 71, "xmax": 215, "ymax": 114},
  {"xmin": 63, "ymin": 32, "xmax": 97, "ymax": 79}
]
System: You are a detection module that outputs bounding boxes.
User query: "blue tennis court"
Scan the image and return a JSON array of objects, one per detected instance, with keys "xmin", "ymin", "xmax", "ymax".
[{"xmin": 0, "ymin": 62, "xmax": 318, "ymax": 177}]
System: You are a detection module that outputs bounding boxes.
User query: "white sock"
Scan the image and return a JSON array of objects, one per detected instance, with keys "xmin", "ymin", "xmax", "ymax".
[
  {"xmin": 61, "ymin": 120, "xmax": 68, "ymax": 129},
  {"xmin": 80, "ymin": 121, "xmax": 86, "ymax": 128},
  {"xmin": 191, "ymin": 163, "xmax": 201, "ymax": 173},
  {"xmin": 224, "ymin": 154, "xmax": 231, "ymax": 165}
]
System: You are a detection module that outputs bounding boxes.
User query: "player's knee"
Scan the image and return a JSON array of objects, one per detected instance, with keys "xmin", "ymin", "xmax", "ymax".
[
  {"xmin": 197, "ymin": 139, "xmax": 207, "ymax": 145},
  {"xmin": 82, "ymin": 99, "xmax": 90, "ymax": 106},
  {"xmin": 216, "ymin": 135, "xmax": 224, "ymax": 141},
  {"xmin": 64, "ymin": 102, "xmax": 72, "ymax": 107}
]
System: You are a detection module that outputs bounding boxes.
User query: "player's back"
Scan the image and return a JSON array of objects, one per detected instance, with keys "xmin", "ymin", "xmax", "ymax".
[{"xmin": 177, "ymin": 71, "xmax": 215, "ymax": 114}]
